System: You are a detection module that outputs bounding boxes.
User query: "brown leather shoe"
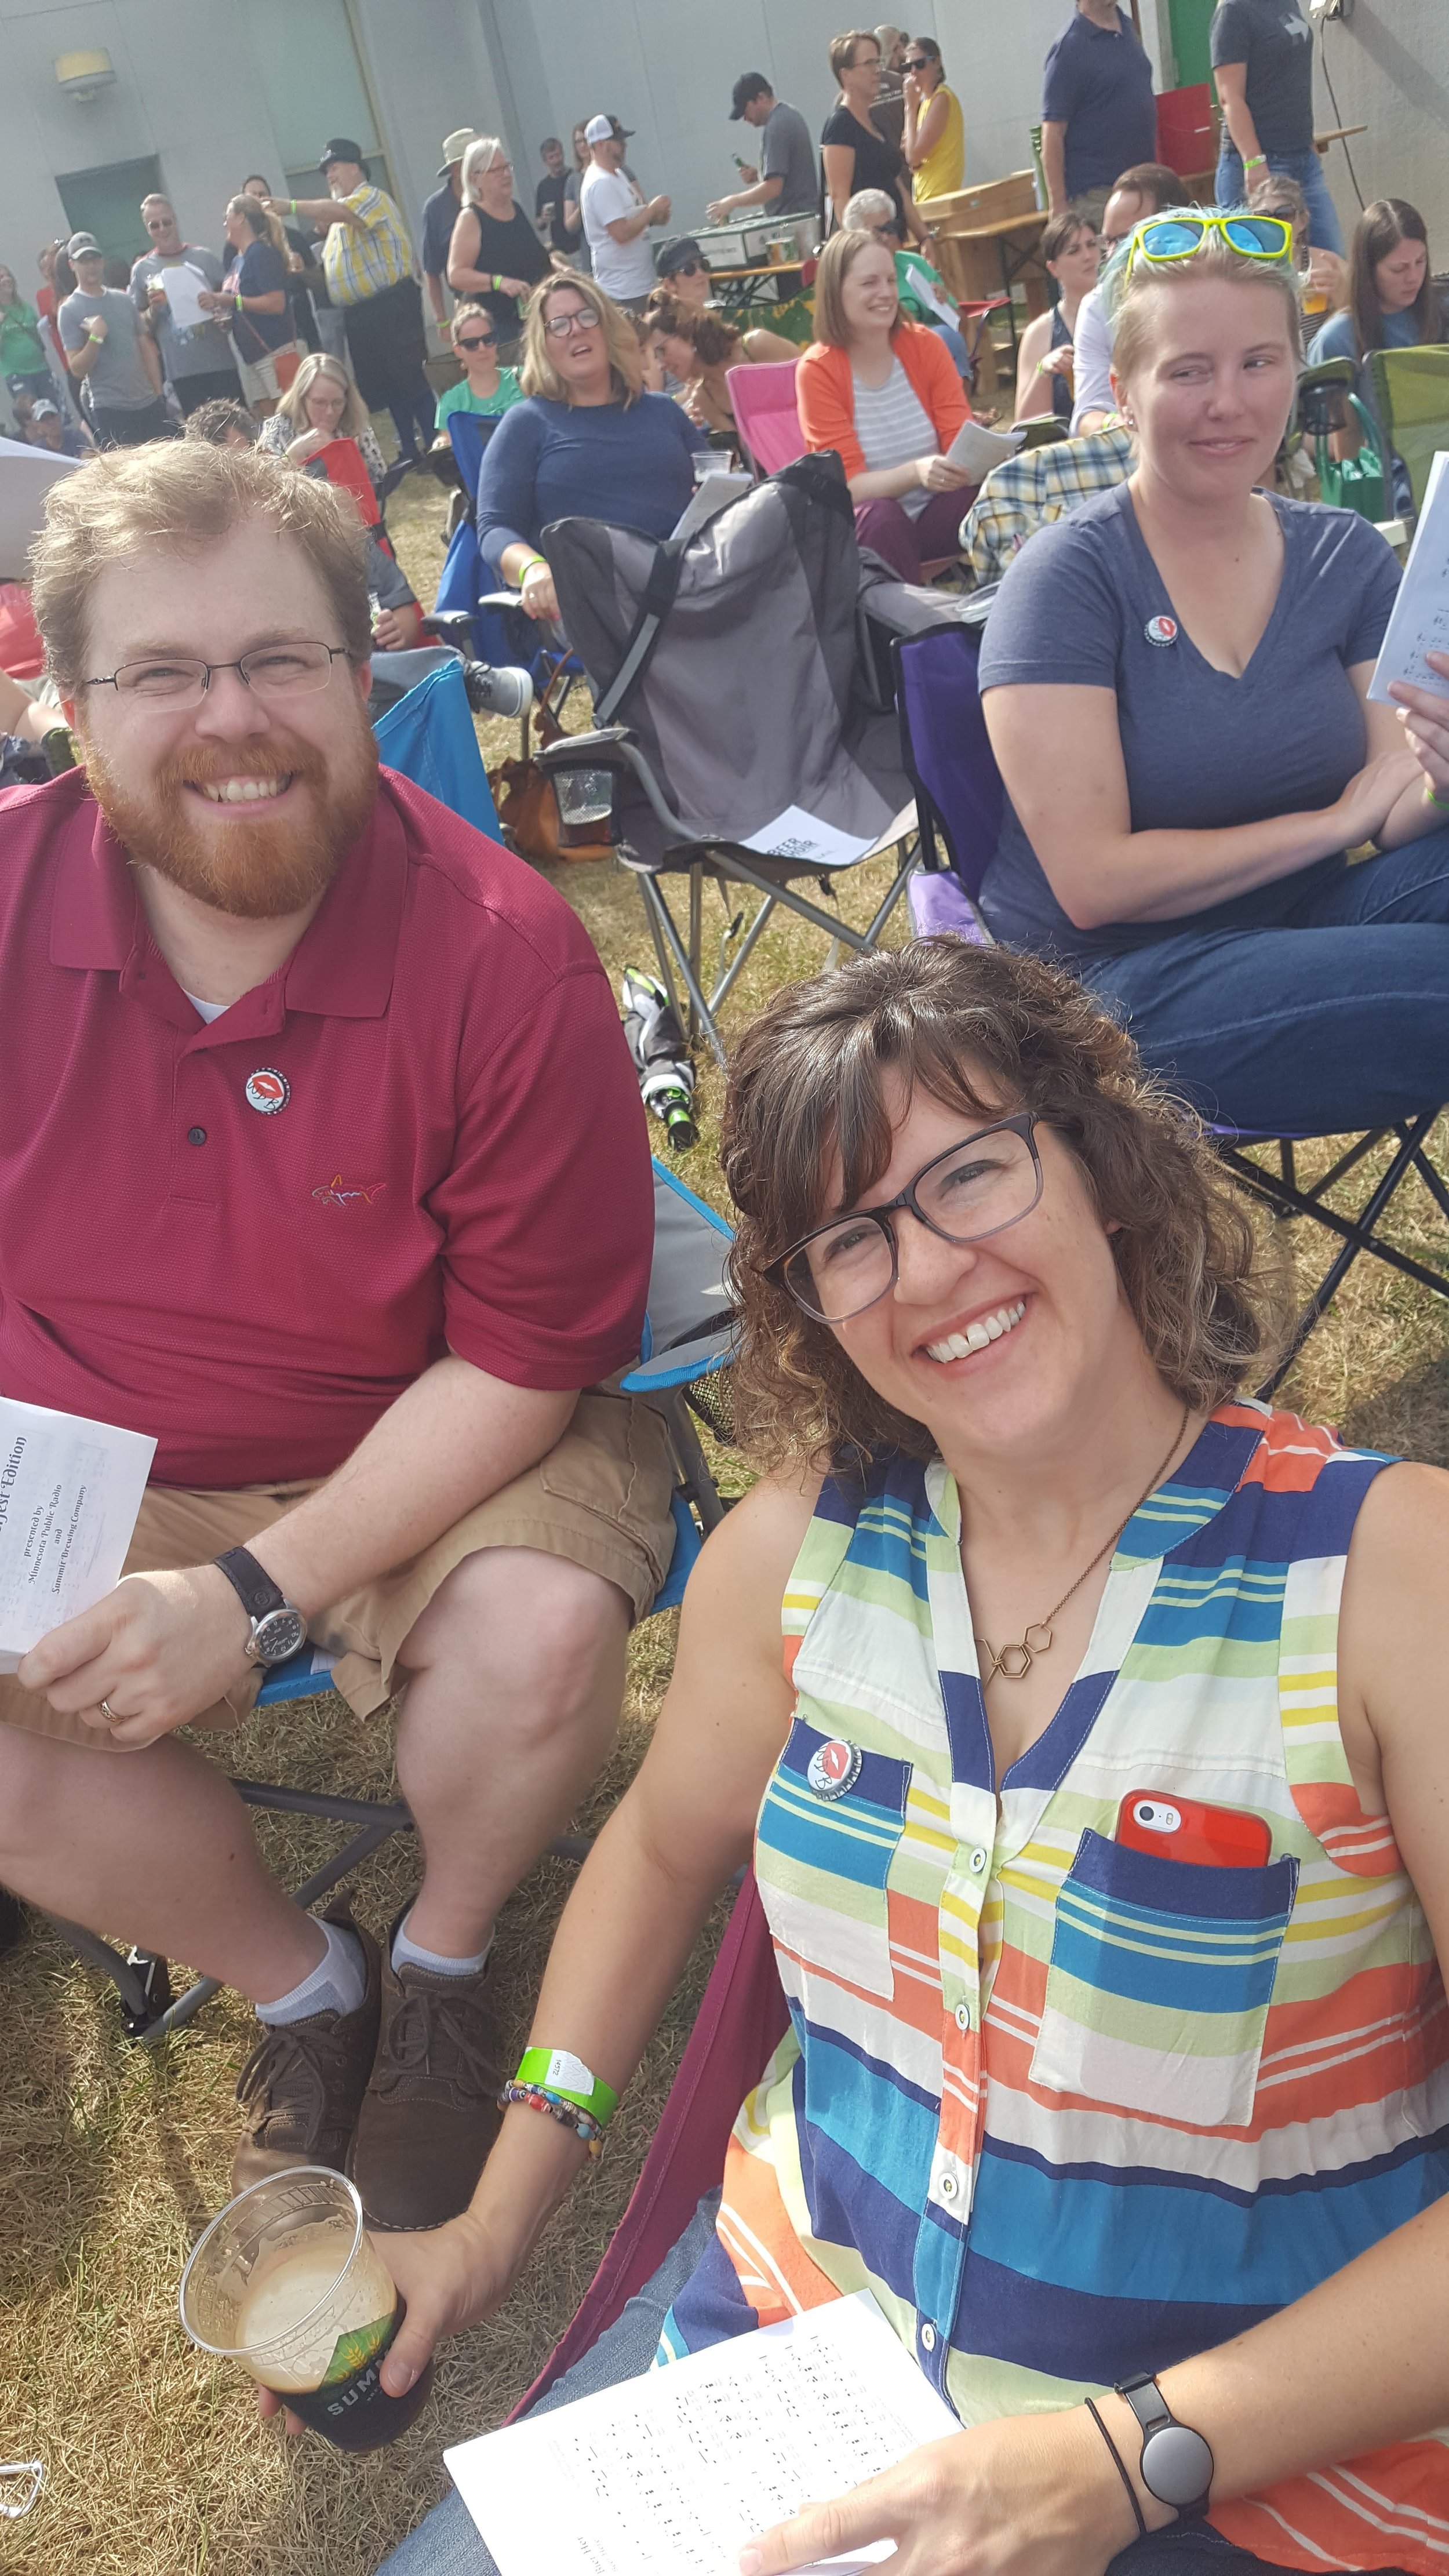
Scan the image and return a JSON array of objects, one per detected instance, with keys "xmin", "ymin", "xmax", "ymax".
[
  {"xmin": 349, "ymin": 1926, "xmax": 504, "ymax": 2231},
  {"xmin": 230, "ymin": 1904, "xmax": 381, "ymax": 2197}
]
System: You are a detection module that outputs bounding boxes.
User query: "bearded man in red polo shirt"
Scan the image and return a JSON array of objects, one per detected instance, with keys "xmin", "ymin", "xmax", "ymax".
[{"xmin": 0, "ymin": 442, "xmax": 672, "ymax": 2232}]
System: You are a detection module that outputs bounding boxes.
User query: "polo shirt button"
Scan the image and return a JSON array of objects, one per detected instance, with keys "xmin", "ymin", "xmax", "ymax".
[
  {"xmin": 955, "ymin": 2001, "xmax": 971, "ymax": 2031},
  {"xmin": 186, "ymin": 1126, "xmax": 207, "ymax": 1146},
  {"xmin": 970, "ymin": 1847, "xmax": 988, "ymax": 1874},
  {"xmin": 939, "ymin": 2172, "xmax": 959, "ymax": 2201},
  {"xmin": 920, "ymin": 2320, "xmax": 937, "ymax": 2352}
]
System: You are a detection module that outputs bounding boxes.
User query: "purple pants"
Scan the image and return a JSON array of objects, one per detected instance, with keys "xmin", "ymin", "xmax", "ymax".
[{"xmin": 854, "ymin": 484, "xmax": 975, "ymax": 581}]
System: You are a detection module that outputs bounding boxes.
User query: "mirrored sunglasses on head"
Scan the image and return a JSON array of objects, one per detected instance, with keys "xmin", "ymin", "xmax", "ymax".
[{"xmin": 1127, "ymin": 211, "xmax": 1293, "ymax": 274}]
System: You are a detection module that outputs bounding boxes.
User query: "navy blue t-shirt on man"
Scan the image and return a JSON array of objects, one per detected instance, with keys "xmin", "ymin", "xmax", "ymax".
[
  {"xmin": 1041, "ymin": 6, "xmax": 1157, "ymax": 203},
  {"xmin": 975, "ymin": 481, "xmax": 1401, "ymax": 966}
]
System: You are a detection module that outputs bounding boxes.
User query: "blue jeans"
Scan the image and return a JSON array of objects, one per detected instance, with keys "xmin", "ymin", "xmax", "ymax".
[
  {"xmin": 374, "ymin": 2193, "xmax": 722, "ymax": 2573},
  {"xmin": 1076, "ymin": 827, "xmax": 1449, "ymax": 1133},
  {"xmin": 1216, "ymin": 141, "xmax": 1345, "ymax": 255}
]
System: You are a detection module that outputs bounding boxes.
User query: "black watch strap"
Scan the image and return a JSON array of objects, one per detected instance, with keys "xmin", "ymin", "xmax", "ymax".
[
  {"xmin": 214, "ymin": 1545, "xmax": 287, "ymax": 1624},
  {"xmin": 1116, "ymin": 2375, "xmax": 1215, "ymax": 2520}
]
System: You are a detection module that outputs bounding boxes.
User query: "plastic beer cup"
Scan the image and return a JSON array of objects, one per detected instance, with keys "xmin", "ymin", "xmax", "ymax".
[{"xmin": 179, "ymin": 2166, "xmax": 433, "ymax": 2450}]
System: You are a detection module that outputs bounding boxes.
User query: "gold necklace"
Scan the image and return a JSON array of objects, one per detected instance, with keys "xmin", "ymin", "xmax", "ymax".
[{"xmin": 973, "ymin": 1405, "xmax": 1190, "ymax": 1684}]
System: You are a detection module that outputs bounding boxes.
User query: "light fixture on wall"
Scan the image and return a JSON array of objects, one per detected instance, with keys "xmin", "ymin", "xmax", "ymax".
[{"xmin": 54, "ymin": 49, "xmax": 118, "ymax": 102}]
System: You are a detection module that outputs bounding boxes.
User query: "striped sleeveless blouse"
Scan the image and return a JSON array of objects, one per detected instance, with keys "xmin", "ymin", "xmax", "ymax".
[{"xmin": 661, "ymin": 1402, "xmax": 1449, "ymax": 2573}]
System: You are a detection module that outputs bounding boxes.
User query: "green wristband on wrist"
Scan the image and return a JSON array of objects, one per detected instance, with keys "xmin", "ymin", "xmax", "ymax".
[
  {"xmin": 518, "ymin": 552, "xmax": 548, "ymax": 584},
  {"xmin": 516, "ymin": 2047, "xmax": 617, "ymax": 2125},
  {"xmin": 1426, "ymin": 782, "xmax": 1449, "ymax": 812},
  {"xmin": 289, "ymin": 198, "xmax": 298, "ymax": 216},
  {"xmin": 1243, "ymin": 154, "xmax": 1266, "ymax": 170},
  {"xmin": 235, "ymin": 292, "xmax": 244, "ymax": 311}
]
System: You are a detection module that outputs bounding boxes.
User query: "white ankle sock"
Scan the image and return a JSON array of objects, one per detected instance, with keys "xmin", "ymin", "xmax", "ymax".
[
  {"xmin": 257, "ymin": 1918, "xmax": 368, "ymax": 2025},
  {"xmin": 391, "ymin": 1906, "xmax": 492, "ymax": 1980}
]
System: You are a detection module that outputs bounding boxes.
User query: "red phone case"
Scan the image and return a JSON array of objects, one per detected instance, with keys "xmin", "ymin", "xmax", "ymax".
[{"xmin": 1116, "ymin": 1791, "xmax": 1272, "ymax": 1869}]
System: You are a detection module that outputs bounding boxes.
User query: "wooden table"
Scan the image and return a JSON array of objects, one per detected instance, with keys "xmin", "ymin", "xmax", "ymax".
[{"xmin": 929, "ymin": 209, "xmax": 1049, "ymax": 406}]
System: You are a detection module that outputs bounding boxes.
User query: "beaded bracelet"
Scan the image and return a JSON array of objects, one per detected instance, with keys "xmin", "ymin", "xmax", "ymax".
[{"xmin": 498, "ymin": 2080, "xmax": 606, "ymax": 2158}]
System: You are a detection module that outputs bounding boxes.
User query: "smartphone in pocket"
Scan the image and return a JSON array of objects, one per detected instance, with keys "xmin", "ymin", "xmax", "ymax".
[{"xmin": 1116, "ymin": 1792, "xmax": 1272, "ymax": 1869}]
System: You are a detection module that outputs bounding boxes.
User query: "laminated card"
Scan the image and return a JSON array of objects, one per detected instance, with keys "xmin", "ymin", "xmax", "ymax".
[
  {"xmin": 444, "ymin": 2288, "xmax": 960, "ymax": 2576},
  {"xmin": 0, "ymin": 1399, "xmax": 155, "ymax": 1670}
]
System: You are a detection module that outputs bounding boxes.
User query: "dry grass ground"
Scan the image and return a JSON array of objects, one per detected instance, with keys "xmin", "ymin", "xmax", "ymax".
[{"xmin": 3, "ymin": 464, "xmax": 1448, "ymax": 2574}]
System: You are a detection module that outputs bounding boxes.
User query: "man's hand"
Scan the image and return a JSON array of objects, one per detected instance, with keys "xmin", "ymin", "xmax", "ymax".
[
  {"xmin": 647, "ymin": 195, "xmax": 672, "ymax": 225},
  {"xmin": 705, "ymin": 195, "xmax": 738, "ymax": 225},
  {"xmin": 370, "ymin": 605, "xmax": 414, "ymax": 652},
  {"xmin": 16, "ymin": 1564, "xmax": 254, "ymax": 1749},
  {"xmin": 85, "ymin": 316, "xmax": 109, "ymax": 343},
  {"xmin": 256, "ymin": 2211, "xmax": 518, "ymax": 2432},
  {"xmin": 496, "ymin": 274, "xmax": 532, "ymax": 300}
]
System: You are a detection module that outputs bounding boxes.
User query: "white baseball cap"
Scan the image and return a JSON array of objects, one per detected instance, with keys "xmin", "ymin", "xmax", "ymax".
[{"xmin": 584, "ymin": 114, "xmax": 616, "ymax": 145}]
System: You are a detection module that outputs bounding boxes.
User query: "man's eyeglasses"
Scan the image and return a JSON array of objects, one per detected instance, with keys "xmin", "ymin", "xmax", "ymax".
[
  {"xmin": 767, "ymin": 1116, "xmax": 1044, "ymax": 1324},
  {"xmin": 456, "ymin": 332, "xmax": 496, "ymax": 352},
  {"xmin": 82, "ymin": 641, "xmax": 354, "ymax": 710},
  {"xmin": 542, "ymin": 308, "xmax": 602, "ymax": 339}
]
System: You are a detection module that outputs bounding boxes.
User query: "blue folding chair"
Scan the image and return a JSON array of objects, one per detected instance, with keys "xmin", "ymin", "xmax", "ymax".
[
  {"xmin": 893, "ymin": 623, "xmax": 1449, "ymax": 1388},
  {"xmin": 53, "ymin": 1162, "xmax": 738, "ymax": 2041},
  {"xmin": 373, "ymin": 649, "xmax": 503, "ymax": 839}
]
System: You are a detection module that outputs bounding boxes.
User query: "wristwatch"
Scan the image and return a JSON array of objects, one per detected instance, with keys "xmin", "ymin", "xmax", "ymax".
[
  {"xmin": 213, "ymin": 1546, "xmax": 308, "ymax": 1668},
  {"xmin": 1115, "ymin": 2375, "xmax": 1215, "ymax": 2521}
]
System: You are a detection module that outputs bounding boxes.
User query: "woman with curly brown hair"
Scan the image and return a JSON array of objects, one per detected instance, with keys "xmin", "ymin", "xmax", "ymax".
[
  {"xmin": 642, "ymin": 286, "xmax": 796, "ymax": 433},
  {"xmin": 372, "ymin": 938, "xmax": 1448, "ymax": 2576}
]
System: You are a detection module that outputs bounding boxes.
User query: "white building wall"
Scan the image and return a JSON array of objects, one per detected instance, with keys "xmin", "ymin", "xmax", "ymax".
[{"xmin": 1311, "ymin": 2, "xmax": 1448, "ymax": 254}]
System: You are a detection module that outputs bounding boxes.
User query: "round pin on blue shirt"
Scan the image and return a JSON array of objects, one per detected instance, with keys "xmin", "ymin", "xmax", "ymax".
[{"xmin": 1144, "ymin": 615, "xmax": 1179, "ymax": 648}]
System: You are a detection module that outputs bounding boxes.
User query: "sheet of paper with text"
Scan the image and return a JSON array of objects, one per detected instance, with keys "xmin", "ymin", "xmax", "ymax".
[
  {"xmin": 445, "ymin": 2289, "xmax": 959, "ymax": 2576},
  {"xmin": 1368, "ymin": 449, "xmax": 1449, "ymax": 703},
  {"xmin": 0, "ymin": 1399, "xmax": 155, "ymax": 1669}
]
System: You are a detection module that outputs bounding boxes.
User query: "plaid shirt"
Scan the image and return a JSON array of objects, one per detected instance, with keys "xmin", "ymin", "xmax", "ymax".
[
  {"xmin": 962, "ymin": 423, "xmax": 1133, "ymax": 588},
  {"xmin": 322, "ymin": 185, "xmax": 414, "ymax": 309}
]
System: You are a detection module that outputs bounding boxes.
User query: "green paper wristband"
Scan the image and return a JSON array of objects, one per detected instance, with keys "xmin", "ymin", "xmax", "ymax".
[
  {"xmin": 1426, "ymin": 783, "xmax": 1449, "ymax": 812},
  {"xmin": 516, "ymin": 2047, "xmax": 617, "ymax": 2124}
]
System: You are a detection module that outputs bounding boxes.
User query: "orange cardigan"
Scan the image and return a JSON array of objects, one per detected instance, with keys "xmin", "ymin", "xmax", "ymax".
[{"xmin": 796, "ymin": 323, "xmax": 971, "ymax": 484}]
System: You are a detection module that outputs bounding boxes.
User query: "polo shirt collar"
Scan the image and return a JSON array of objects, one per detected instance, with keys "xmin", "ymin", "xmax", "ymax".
[{"xmin": 49, "ymin": 776, "xmax": 406, "ymax": 1029}]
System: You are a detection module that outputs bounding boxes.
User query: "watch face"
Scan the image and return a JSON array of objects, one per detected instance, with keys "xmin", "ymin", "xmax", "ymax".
[
  {"xmin": 252, "ymin": 1606, "xmax": 307, "ymax": 1667},
  {"xmin": 1141, "ymin": 2422, "xmax": 1215, "ymax": 2509}
]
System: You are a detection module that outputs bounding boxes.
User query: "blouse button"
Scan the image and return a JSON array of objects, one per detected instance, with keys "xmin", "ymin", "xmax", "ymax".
[
  {"xmin": 969, "ymin": 1847, "xmax": 988, "ymax": 1875},
  {"xmin": 955, "ymin": 2001, "xmax": 971, "ymax": 2031},
  {"xmin": 920, "ymin": 2320, "xmax": 937, "ymax": 2352},
  {"xmin": 938, "ymin": 2172, "xmax": 959, "ymax": 2201}
]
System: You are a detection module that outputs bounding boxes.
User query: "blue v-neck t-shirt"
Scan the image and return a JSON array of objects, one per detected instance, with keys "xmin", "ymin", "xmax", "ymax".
[{"xmin": 975, "ymin": 481, "xmax": 1401, "ymax": 965}]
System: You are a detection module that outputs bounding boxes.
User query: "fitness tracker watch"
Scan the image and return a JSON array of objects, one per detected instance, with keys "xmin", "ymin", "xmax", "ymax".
[
  {"xmin": 1115, "ymin": 2375, "xmax": 1215, "ymax": 2520},
  {"xmin": 213, "ymin": 1546, "xmax": 308, "ymax": 1668}
]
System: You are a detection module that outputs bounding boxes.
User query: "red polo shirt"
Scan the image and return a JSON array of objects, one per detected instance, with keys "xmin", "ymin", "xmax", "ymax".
[{"xmin": 0, "ymin": 767, "xmax": 653, "ymax": 1486}]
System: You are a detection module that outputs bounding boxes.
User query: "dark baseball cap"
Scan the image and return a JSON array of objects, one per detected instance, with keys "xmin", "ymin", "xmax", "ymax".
[
  {"xmin": 730, "ymin": 73, "xmax": 772, "ymax": 119},
  {"xmin": 657, "ymin": 235, "xmax": 707, "ymax": 278},
  {"xmin": 319, "ymin": 136, "xmax": 367, "ymax": 173}
]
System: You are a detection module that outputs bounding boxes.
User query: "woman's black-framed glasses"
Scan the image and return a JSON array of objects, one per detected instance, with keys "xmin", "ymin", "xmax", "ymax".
[
  {"xmin": 542, "ymin": 307, "xmax": 602, "ymax": 338},
  {"xmin": 769, "ymin": 1115, "xmax": 1044, "ymax": 1324}
]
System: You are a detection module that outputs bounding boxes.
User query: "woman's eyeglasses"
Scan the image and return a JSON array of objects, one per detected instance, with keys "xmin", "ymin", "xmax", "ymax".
[
  {"xmin": 767, "ymin": 1117, "xmax": 1044, "ymax": 1324},
  {"xmin": 456, "ymin": 332, "xmax": 496, "ymax": 352},
  {"xmin": 1126, "ymin": 212, "xmax": 1293, "ymax": 275},
  {"xmin": 542, "ymin": 308, "xmax": 602, "ymax": 339},
  {"xmin": 902, "ymin": 56, "xmax": 931, "ymax": 71},
  {"xmin": 669, "ymin": 261, "xmax": 705, "ymax": 279}
]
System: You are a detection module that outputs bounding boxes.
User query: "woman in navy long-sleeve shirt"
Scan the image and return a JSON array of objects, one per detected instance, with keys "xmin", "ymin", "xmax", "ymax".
[{"xmin": 479, "ymin": 271, "xmax": 708, "ymax": 623}]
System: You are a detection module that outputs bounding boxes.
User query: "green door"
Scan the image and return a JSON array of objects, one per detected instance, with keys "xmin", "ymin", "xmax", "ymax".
[
  {"xmin": 1167, "ymin": 0, "xmax": 1216, "ymax": 86},
  {"xmin": 56, "ymin": 157, "xmax": 162, "ymax": 267}
]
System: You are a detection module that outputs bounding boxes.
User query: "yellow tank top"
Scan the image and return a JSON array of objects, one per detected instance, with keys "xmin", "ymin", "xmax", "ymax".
[{"xmin": 914, "ymin": 82, "xmax": 964, "ymax": 202}]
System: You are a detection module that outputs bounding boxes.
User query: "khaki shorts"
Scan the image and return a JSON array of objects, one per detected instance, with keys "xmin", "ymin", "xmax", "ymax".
[{"xmin": 0, "ymin": 1389, "xmax": 677, "ymax": 1752}]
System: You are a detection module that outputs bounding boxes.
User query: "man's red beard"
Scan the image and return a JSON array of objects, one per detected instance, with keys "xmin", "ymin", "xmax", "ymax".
[{"xmin": 83, "ymin": 719, "xmax": 380, "ymax": 920}]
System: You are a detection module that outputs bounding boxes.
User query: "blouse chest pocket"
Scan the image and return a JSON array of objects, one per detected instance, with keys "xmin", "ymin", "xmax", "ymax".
[
  {"xmin": 1029, "ymin": 1828, "xmax": 1298, "ymax": 2131},
  {"xmin": 755, "ymin": 1716, "xmax": 911, "ymax": 2002}
]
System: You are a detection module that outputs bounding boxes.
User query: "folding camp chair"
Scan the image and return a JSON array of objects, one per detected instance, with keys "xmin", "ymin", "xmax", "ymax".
[
  {"xmin": 511, "ymin": 1870, "xmax": 787, "ymax": 2418},
  {"xmin": 1367, "ymin": 345, "xmax": 1449, "ymax": 522},
  {"xmin": 892, "ymin": 622, "xmax": 1449, "ymax": 1387},
  {"xmin": 48, "ymin": 1161, "xmax": 738, "ymax": 2043},
  {"xmin": 534, "ymin": 455, "xmax": 920, "ymax": 1065},
  {"xmin": 726, "ymin": 359, "xmax": 805, "ymax": 478}
]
